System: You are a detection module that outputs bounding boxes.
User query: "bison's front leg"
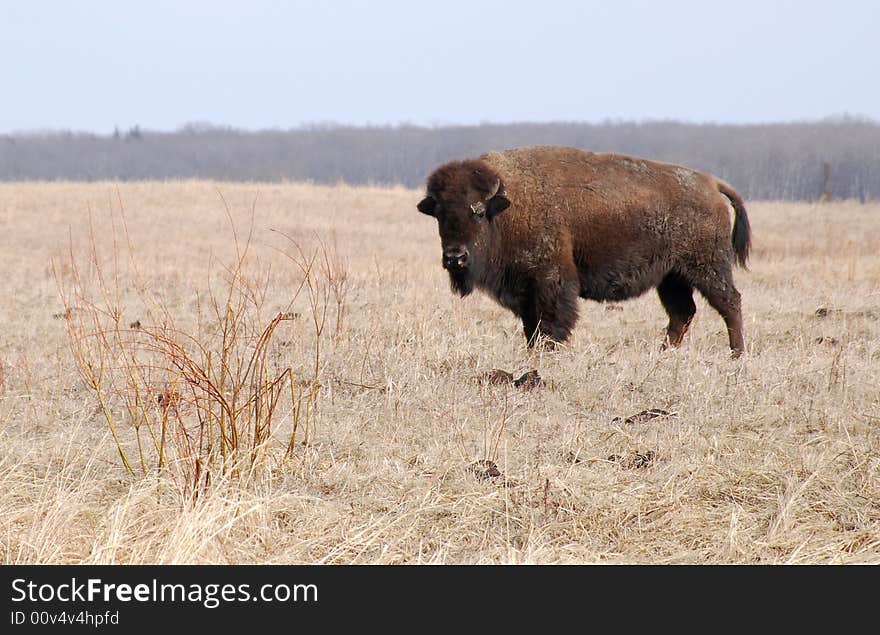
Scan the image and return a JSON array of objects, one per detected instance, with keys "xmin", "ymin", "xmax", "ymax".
[{"xmin": 520, "ymin": 272, "xmax": 580, "ymax": 348}]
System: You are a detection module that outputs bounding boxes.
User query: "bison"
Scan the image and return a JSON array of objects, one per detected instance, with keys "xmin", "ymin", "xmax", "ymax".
[{"xmin": 416, "ymin": 145, "xmax": 751, "ymax": 357}]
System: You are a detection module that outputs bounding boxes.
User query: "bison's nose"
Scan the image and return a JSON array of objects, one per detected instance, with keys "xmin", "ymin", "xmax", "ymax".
[{"xmin": 442, "ymin": 247, "xmax": 469, "ymax": 271}]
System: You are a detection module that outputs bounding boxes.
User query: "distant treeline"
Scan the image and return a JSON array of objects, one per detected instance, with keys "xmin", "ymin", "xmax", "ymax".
[{"xmin": 2, "ymin": 119, "xmax": 879, "ymax": 200}]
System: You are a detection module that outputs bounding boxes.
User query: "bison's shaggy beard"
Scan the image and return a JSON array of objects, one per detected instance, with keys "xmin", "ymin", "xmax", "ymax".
[{"xmin": 448, "ymin": 270, "xmax": 475, "ymax": 297}]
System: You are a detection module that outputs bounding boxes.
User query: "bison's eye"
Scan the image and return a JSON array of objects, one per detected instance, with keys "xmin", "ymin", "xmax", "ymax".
[{"xmin": 470, "ymin": 202, "xmax": 486, "ymax": 218}]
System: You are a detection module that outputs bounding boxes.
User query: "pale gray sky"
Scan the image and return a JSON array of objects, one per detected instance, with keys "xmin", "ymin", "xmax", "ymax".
[{"xmin": 2, "ymin": 0, "xmax": 878, "ymax": 133}]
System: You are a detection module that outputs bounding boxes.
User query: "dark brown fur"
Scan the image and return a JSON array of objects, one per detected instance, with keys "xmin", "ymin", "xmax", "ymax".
[{"xmin": 417, "ymin": 145, "xmax": 751, "ymax": 356}]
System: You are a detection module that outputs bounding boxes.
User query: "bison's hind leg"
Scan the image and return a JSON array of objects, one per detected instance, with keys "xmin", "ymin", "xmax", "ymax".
[
  {"xmin": 692, "ymin": 267, "xmax": 745, "ymax": 358},
  {"xmin": 657, "ymin": 272, "xmax": 697, "ymax": 350}
]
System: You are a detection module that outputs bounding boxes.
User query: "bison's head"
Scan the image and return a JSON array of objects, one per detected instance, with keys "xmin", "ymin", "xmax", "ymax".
[{"xmin": 416, "ymin": 160, "xmax": 511, "ymax": 296}]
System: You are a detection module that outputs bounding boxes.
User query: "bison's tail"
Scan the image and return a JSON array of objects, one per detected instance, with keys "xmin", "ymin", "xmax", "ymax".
[{"xmin": 717, "ymin": 180, "xmax": 751, "ymax": 269}]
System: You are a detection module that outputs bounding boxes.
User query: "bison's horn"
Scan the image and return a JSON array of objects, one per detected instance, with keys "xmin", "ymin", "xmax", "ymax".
[{"xmin": 488, "ymin": 179, "xmax": 501, "ymax": 199}]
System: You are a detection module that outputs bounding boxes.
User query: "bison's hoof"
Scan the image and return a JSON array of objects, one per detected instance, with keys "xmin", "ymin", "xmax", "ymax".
[{"xmin": 528, "ymin": 336, "xmax": 561, "ymax": 352}]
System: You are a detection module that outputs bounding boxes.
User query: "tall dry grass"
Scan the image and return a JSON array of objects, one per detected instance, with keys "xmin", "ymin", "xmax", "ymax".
[
  {"xmin": 54, "ymin": 193, "xmax": 342, "ymax": 501},
  {"xmin": 0, "ymin": 182, "xmax": 878, "ymax": 563}
]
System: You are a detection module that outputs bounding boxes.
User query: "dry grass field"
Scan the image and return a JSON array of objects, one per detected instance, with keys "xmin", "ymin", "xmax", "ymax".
[{"xmin": 1, "ymin": 181, "xmax": 878, "ymax": 564}]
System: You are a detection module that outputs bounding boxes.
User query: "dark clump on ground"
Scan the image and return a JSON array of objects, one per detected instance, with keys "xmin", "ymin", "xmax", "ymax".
[
  {"xmin": 467, "ymin": 459, "xmax": 516, "ymax": 487},
  {"xmin": 612, "ymin": 408, "xmax": 676, "ymax": 425},
  {"xmin": 468, "ymin": 459, "xmax": 502, "ymax": 480},
  {"xmin": 563, "ymin": 450, "xmax": 583, "ymax": 465},
  {"xmin": 478, "ymin": 369, "xmax": 544, "ymax": 391},
  {"xmin": 513, "ymin": 370, "xmax": 543, "ymax": 390},
  {"xmin": 608, "ymin": 451, "xmax": 657, "ymax": 469},
  {"xmin": 814, "ymin": 336, "xmax": 838, "ymax": 346},
  {"xmin": 483, "ymin": 369, "xmax": 514, "ymax": 385}
]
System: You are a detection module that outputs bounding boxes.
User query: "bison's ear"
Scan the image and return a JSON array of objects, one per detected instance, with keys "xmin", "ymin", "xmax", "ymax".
[
  {"xmin": 487, "ymin": 195, "xmax": 510, "ymax": 219},
  {"xmin": 417, "ymin": 197, "xmax": 437, "ymax": 216}
]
